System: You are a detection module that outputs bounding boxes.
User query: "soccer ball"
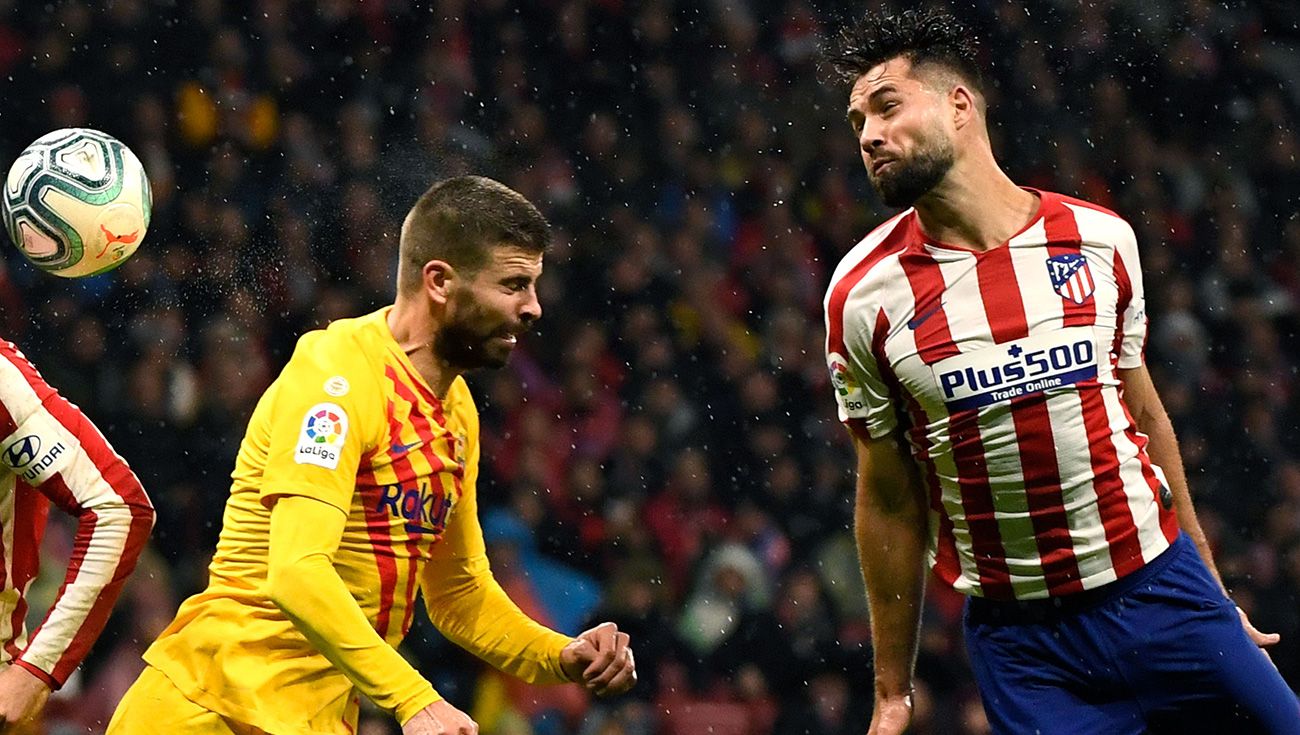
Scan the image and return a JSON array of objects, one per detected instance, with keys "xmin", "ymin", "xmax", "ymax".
[{"xmin": 2, "ymin": 128, "xmax": 151, "ymax": 278}]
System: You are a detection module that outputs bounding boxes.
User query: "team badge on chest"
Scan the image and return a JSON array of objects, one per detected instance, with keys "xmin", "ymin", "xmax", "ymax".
[{"xmin": 1045, "ymin": 253, "xmax": 1095, "ymax": 305}]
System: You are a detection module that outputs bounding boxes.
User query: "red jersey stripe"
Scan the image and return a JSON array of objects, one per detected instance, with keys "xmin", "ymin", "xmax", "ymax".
[
  {"xmin": 383, "ymin": 369, "xmax": 446, "ymax": 637},
  {"xmin": 420, "ymin": 381, "xmax": 463, "ymax": 549},
  {"xmin": 1043, "ymin": 200, "xmax": 1094, "ymax": 328},
  {"xmin": 975, "ymin": 246, "xmax": 1083, "ymax": 595},
  {"xmin": 975, "ymin": 247, "xmax": 1028, "ymax": 343},
  {"xmin": 899, "ymin": 250, "xmax": 961, "ymax": 365},
  {"xmin": 361, "ymin": 396, "xmax": 404, "ymax": 641},
  {"xmin": 1119, "ymin": 403, "xmax": 1180, "ymax": 542},
  {"xmin": 1112, "ymin": 247, "xmax": 1133, "ymax": 359},
  {"xmin": 948, "ymin": 409, "xmax": 1013, "ymax": 598},
  {"xmin": 1079, "ymin": 383, "xmax": 1145, "ymax": 577},
  {"xmin": 5, "ymin": 481, "xmax": 41, "ymax": 661}
]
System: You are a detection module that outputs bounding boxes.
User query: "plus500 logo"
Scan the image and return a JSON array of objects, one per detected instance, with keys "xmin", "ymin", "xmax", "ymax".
[{"xmin": 931, "ymin": 327, "xmax": 1098, "ymax": 411}]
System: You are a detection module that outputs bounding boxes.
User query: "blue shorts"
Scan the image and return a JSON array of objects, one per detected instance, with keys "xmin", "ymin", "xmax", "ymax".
[{"xmin": 964, "ymin": 533, "xmax": 1300, "ymax": 734}]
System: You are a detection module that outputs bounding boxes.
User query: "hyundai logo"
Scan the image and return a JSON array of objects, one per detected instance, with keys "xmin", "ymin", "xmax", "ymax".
[{"xmin": 3, "ymin": 435, "xmax": 40, "ymax": 468}]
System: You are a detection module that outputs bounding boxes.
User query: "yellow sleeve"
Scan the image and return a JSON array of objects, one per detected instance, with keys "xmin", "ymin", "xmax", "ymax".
[
  {"xmin": 267, "ymin": 494, "xmax": 441, "ymax": 725},
  {"xmin": 259, "ymin": 332, "xmax": 381, "ymax": 513},
  {"xmin": 420, "ymin": 409, "xmax": 575, "ymax": 684}
]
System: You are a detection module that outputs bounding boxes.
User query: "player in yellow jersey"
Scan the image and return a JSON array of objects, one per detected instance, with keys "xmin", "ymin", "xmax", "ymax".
[{"xmin": 107, "ymin": 176, "xmax": 636, "ymax": 735}]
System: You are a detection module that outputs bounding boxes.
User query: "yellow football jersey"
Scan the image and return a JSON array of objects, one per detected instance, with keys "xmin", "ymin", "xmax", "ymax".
[{"xmin": 142, "ymin": 308, "xmax": 571, "ymax": 735}]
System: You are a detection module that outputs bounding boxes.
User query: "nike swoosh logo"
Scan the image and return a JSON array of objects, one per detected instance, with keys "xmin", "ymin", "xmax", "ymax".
[
  {"xmin": 405, "ymin": 523, "xmax": 442, "ymax": 535},
  {"xmin": 907, "ymin": 302, "xmax": 943, "ymax": 330},
  {"xmin": 390, "ymin": 440, "xmax": 422, "ymax": 456}
]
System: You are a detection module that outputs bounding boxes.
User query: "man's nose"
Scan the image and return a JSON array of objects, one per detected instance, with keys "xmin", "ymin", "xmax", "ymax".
[
  {"xmin": 860, "ymin": 122, "xmax": 884, "ymax": 154},
  {"xmin": 521, "ymin": 288, "xmax": 541, "ymax": 323}
]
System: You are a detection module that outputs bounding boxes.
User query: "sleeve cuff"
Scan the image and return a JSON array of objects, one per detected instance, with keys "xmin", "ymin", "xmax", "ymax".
[
  {"xmin": 14, "ymin": 659, "xmax": 58, "ymax": 690},
  {"xmin": 395, "ymin": 687, "xmax": 443, "ymax": 727},
  {"xmin": 548, "ymin": 635, "xmax": 578, "ymax": 683}
]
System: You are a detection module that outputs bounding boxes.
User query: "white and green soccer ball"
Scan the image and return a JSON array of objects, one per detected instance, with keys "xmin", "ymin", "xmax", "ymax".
[{"xmin": 2, "ymin": 128, "xmax": 151, "ymax": 278}]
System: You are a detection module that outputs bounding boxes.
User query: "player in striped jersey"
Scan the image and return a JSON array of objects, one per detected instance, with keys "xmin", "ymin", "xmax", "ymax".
[
  {"xmin": 108, "ymin": 176, "xmax": 635, "ymax": 735},
  {"xmin": 822, "ymin": 9, "xmax": 1300, "ymax": 735},
  {"xmin": 0, "ymin": 340, "xmax": 154, "ymax": 730}
]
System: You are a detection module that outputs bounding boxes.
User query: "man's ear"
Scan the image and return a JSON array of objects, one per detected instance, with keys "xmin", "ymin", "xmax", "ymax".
[
  {"xmin": 951, "ymin": 84, "xmax": 977, "ymax": 130},
  {"xmin": 422, "ymin": 260, "xmax": 455, "ymax": 306}
]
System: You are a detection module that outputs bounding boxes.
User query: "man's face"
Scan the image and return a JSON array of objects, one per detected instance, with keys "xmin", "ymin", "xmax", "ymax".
[
  {"xmin": 846, "ymin": 57, "xmax": 956, "ymax": 208},
  {"xmin": 436, "ymin": 244, "xmax": 543, "ymax": 371}
]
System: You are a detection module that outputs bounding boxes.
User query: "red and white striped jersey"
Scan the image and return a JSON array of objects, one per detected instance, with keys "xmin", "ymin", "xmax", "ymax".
[
  {"xmin": 0, "ymin": 339, "xmax": 153, "ymax": 687},
  {"xmin": 824, "ymin": 190, "xmax": 1179, "ymax": 601}
]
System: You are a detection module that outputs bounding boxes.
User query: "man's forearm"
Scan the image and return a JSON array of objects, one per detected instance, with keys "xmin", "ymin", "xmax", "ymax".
[
  {"xmin": 855, "ymin": 471, "xmax": 928, "ymax": 698},
  {"xmin": 1120, "ymin": 364, "xmax": 1227, "ymax": 593},
  {"xmin": 422, "ymin": 555, "xmax": 574, "ymax": 685},
  {"xmin": 267, "ymin": 496, "xmax": 439, "ymax": 724}
]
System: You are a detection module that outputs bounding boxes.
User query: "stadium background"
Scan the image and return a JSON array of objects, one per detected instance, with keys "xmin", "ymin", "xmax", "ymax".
[{"xmin": 1, "ymin": 0, "xmax": 1299, "ymax": 732}]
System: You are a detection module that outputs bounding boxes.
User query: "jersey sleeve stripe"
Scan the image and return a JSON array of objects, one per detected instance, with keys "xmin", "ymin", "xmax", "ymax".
[
  {"xmin": 22, "ymin": 467, "xmax": 151, "ymax": 685},
  {"xmin": 13, "ymin": 659, "xmax": 56, "ymax": 688},
  {"xmin": 825, "ymin": 213, "xmax": 912, "ymax": 357},
  {"xmin": 1112, "ymin": 247, "xmax": 1133, "ymax": 316},
  {"xmin": 4, "ymin": 349, "xmax": 151, "ymax": 511},
  {"xmin": 1111, "ymin": 247, "xmax": 1138, "ymax": 364},
  {"xmin": 0, "ymin": 389, "xmax": 18, "ymax": 436}
]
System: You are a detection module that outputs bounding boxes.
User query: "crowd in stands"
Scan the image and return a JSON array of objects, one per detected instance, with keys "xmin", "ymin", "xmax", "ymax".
[{"xmin": 1, "ymin": 0, "xmax": 1298, "ymax": 733}]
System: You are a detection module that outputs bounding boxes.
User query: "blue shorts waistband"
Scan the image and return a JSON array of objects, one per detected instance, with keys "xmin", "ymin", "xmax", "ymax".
[{"xmin": 965, "ymin": 533, "xmax": 1192, "ymax": 626}]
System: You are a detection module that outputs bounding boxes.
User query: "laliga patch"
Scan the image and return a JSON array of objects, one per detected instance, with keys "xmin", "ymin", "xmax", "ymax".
[
  {"xmin": 295, "ymin": 402, "xmax": 349, "ymax": 469},
  {"xmin": 827, "ymin": 352, "xmax": 867, "ymax": 416},
  {"xmin": 1, "ymin": 411, "xmax": 72, "ymax": 484}
]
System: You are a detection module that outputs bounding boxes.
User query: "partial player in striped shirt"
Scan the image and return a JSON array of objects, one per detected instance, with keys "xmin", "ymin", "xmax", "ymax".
[
  {"xmin": 108, "ymin": 176, "xmax": 635, "ymax": 735},
  {"xmin": 0, "ymin": 340, "xmax": 154, "ymax": 730},
  {"xmin": 821, "ymin": 9, "xmax": 1300, "ymax": 735}
]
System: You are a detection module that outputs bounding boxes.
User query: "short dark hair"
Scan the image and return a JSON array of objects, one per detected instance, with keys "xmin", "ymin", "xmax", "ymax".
[
  {"xmin": 822, "ymin": 8, "xmax": 984, "ymax": 94},
  {"xmin": 398, "ymin": 175, "xmax": 550, "ymax": 293}
]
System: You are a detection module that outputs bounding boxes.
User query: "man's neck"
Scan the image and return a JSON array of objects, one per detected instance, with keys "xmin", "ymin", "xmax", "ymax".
[
  {"xmin": 913, "ymin": 155, "xmax": 1039, "ymax": 252},
  {"xmin": 387, "ymin": 297, "xmax": 457, "ymax": 397}
]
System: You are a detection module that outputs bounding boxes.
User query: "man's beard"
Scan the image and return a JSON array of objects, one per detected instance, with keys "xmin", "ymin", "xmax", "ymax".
[
  {"xmin": 435, "ymin": 299, "xmax": 521, "ymax": 371},
  {"xmin": 870, "ymin": 138, "xmax": 955, "ymax": 208}
]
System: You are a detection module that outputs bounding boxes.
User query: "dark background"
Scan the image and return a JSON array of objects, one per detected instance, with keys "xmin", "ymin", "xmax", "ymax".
[{"xmin": 0, "ymin": 1, "xmax": 1297, "ymax": 733}]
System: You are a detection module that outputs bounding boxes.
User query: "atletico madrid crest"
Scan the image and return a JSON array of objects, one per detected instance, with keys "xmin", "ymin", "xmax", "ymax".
[{"xmin": 1045, "ymin": 253, "xmax": 1095, "ymax": 305}]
